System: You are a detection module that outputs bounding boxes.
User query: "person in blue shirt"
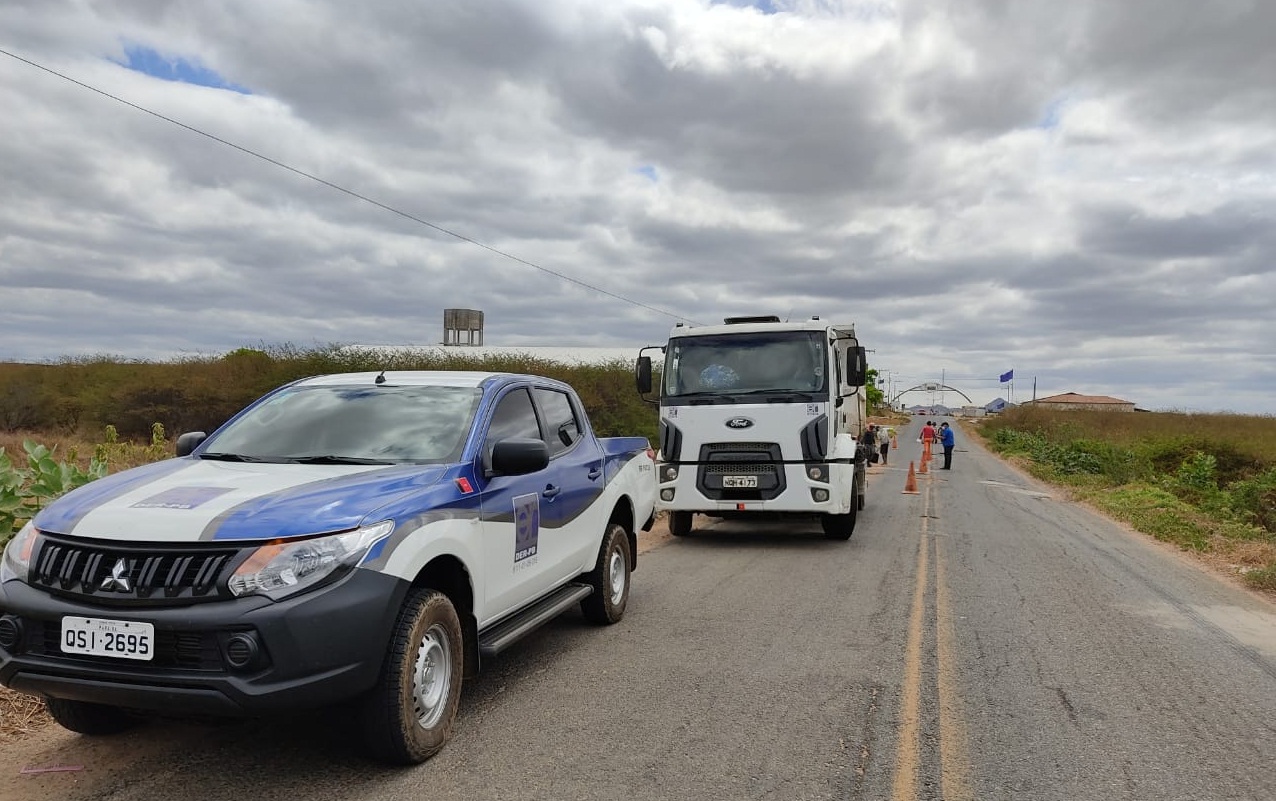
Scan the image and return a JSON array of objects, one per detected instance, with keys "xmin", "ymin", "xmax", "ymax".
[{"xmin": 938, "ymin": 422, "xmax": 956, "ymax": 470}]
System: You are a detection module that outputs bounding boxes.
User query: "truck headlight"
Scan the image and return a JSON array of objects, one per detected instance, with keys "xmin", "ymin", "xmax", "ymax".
[
  {"xmin": 228, "ymin": 520, "xmax": 394, "ymax": 600},
  {"xmin": 1, "ymin": 522, "xmax": 40, "ymax": 583},
  {"xmin": 661, "ymin": 465, "xmax": 679, "ymax": 482}
]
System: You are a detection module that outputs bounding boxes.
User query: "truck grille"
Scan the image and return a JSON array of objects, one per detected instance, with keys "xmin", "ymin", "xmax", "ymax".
[
  {"xmin": 697, "ymin": 442, "xmax": 786, "ymax": 501},
  {"xmin": 30, "ymin": 534, "xmax": 244, "ymax": 607},
  {"xmin": 705, "ymin": 463, "xmax": 777, "ymax": 476}
]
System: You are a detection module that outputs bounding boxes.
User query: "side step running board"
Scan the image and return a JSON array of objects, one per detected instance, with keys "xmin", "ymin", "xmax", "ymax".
[{"xmin": 478, "ymin": 583, "xmax": 593, "ymax": 657}]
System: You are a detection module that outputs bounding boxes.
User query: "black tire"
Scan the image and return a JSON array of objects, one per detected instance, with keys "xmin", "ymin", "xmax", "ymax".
[
  {"xmin": 669, "ymin": 511, "xmax": 693, "ymax": 537},
  {"xmin": 581, "ymin": 522, "xmax": 632, "ymax": 624},
  {"xmin": 360, "ymin": 588, "xmax": 464, "ymax": 765},
  {"xmin": 821, "ymin": 498, "xmax": 858, "ymax": 540},
  {"xmin": 857, "ymin": 482, "xmax": 866, "ymax": 511},
  {"xmin": 44, "ymin": 697, "xmax": 137, "ymax": 735}
]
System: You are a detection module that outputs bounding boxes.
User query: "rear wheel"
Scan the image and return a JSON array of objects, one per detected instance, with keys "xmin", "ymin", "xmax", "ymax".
[
  {"xmin": 669, "ymin": 511, "xmax": 693, "ymax": 537},
  {"xmin": 45, "ymin": 697, "xmax": 137, "ymax": 735},
  {"xmin": 581, "ymin": 522, "xmax": 632, "ymax": 624},
  {"xmin": 360, "ymin": 588, "xmax": 463, "ymax": 764}
]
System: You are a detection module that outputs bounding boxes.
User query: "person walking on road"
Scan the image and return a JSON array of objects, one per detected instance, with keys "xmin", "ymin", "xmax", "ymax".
[
  {"xmin": 939, "ymin": 422, "xmax": 955, "ymax": 470},
  {"xmin": 878, "ymin": 427, "xmax": 892, "ymax": 465}
]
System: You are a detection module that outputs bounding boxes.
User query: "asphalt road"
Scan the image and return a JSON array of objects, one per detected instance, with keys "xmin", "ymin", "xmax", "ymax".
[{"xmin": 7, "ymin": 418, "xmax": 1276, "ymax": 800}]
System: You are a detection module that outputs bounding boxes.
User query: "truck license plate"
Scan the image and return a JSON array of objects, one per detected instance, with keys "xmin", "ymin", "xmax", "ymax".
[
  {"xmin": 61, "ymin": 617, "xmax": 155, "ymax": 661},
  {"xmin": 722, "ymin": 475, "xmax": 758, "ymax": 488}
]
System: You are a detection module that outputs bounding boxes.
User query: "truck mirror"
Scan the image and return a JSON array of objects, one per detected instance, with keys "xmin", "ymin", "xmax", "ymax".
[
  {"xmin": 490, "ymin": 438, "xmax": 550, "ymax": 476},
  {"xmin": 175, "ymin": 431, "xmax": 207, "ymax": 457},
  {"xmin": 635, "ymin": 356, "xmax": 653, "ymax": 394},
  {"xmin": 847, "ymin": 347, "xmax": 867, "ymax": 386}
]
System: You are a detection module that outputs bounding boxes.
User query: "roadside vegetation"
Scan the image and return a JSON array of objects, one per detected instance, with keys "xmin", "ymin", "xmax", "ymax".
[
  {"xmin": 976, "ymin": 405, "xmax": 1276, "ymax": 592},
  {"xmin": 0, "ymin": 345, "xmax": 658, "ymax": 548}
]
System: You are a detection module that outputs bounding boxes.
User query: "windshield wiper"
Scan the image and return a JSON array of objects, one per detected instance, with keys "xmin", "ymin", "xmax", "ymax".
[
  {"xmin": 287, "ymin": 455, "xmax": 396, "ymax": 465},
  {"xmin": 198, "ymin": 452, "xmax": 269, "ymax": 462},
  {"xmin": 669, "ymin": 391, "xmax": 737, "ymax": 402},
  {"xmin": 733, "ymin": 389, "xmax": 820, "ymax": 400}
]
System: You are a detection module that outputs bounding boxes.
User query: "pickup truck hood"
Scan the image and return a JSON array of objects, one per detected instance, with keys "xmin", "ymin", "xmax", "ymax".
[{"xmin": 32, "ymin": 458, "xmax": 448, "ymax": 543}]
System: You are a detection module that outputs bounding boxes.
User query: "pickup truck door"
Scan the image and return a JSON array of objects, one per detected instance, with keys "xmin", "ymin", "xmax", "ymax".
[
  {"xmin": 532, "ymin": 386, "xmax": 607, "ymax": 582},
  {"xmin": 477, "ymin": 386, "xmax": 559, "ymax": 622}
]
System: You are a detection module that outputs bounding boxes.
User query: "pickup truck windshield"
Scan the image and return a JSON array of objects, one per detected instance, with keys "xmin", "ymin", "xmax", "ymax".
[
  {"xmin": 663, "ymin": 331, "xmax": 828, "ymax": 398},
  {"xmin": 202, "ymin": 385, "xmax": 484, "ymax": 464}
]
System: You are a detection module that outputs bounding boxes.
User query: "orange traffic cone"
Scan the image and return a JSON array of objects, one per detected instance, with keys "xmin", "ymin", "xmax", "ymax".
[
  {"xmin": 891, "ymin": 434, "xmax": 899, "ymax": 449},
  {"xmin": 918, "ymin": 455, "xmax": 929, "ymax": 475},
  {"xmin": 902, "ymin": 461, "xmax": 920, "ymax": 494}
]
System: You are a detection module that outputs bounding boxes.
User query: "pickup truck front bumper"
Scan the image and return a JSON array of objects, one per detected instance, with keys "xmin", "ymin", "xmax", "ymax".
[{"xmin": 0, "ymin": 567, "xmax": 407, "ymax": 716}]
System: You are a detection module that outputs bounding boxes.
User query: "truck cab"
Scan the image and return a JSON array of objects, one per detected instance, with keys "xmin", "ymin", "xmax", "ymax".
[{"xmin": 636, "ymin": 316, "xmax": 868, "ymax": 540}]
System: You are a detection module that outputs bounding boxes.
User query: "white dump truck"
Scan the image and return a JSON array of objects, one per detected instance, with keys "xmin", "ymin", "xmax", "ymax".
[{"xmin": 636, "ymin": 315, "xmax": 869, "ymax": 539}]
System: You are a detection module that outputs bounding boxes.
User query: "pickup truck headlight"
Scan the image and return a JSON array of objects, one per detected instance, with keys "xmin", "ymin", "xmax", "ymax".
[
  {"xmin": 1, "ymin": 522, "xmax": 40, "ymax": 583},
  {"xmin": 228, "ymin": 520, "xmax": 394, "ymax": 600}
]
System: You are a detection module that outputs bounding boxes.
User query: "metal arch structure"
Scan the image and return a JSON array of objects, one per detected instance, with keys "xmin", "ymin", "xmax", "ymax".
[{"xmin": 890, "ymin": 383, "xmax": 973, "ymax": 405}]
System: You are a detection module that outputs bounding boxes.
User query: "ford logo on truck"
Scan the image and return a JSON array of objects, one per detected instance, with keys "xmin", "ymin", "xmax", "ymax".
[{"xmin": 725, "ymin": 417, "xmax": 754, "ymax": 429}]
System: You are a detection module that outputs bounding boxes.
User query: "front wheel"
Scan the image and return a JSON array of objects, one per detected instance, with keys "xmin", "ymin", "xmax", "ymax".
[
  {"xmin": 821, "ymin": 498, "xmax": 858, "ymax": 540},
  {"xmin": 45, "ymin": 697, "xmax": 138, "ymax": 735},
  {"xmin": 581, "ymin": 522, "xmax": 632, "ymax": 624},
  {"xmin": 360, "ymin": 588, "xmax": 464, "ymax": 765}
]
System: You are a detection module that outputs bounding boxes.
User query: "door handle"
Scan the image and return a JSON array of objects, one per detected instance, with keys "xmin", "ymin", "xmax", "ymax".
[
  {"xmin": 542, "ymin": 484, "xmax": 561, "ymax": 499},
  {"xmin": 587, "ymin": 466, "xmax": 602, "ymax": 481}
]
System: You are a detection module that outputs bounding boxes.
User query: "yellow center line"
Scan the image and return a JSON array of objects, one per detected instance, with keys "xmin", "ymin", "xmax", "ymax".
[
  {"xmin": 935, "ymin": 530, "xmax": 973, "ymax": 801},
  {"xmin": 890, "ymin": 488, "xmax": 930, "ymax": 800},
  {"xmin": 891, "ymin": 471, "xmax": 974, "ymax": 800}
]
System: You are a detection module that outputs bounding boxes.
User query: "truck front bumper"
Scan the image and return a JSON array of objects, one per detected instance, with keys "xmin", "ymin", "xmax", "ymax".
[{"xmin": 0, "ymin": 567, "xmax": 408, "ymax": 716}]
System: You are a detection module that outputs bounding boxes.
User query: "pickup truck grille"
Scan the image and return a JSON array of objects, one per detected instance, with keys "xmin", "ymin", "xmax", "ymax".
[
  {"xmin": 22, "ymin": 619, "xmax": 226, "ymax": 672},
  {"xmin": 30, "ymin": 534, "xmax": 243, "ymax": 606}
]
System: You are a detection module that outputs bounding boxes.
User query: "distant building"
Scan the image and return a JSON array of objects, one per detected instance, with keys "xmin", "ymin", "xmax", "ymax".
[
  {"xmin": 1025, "ymin": 392, "xmax": 1135, "ymax": 412},
  {"xmin": 985, "ymin": 398, "xmax": 1012, "ymax": 413}
]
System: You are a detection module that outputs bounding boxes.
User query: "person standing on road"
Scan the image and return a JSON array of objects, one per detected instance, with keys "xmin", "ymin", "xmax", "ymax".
[
  {"xmin": 939, "ymin": 422, "xmax": 955, "ymax": 470},
  {"xmin": 921, "ymin": 420, "xmax": 936, "ymax": 449},
  {"xmin": 878, "ymin": 427, "xmax": 891, "ymax": 465},
  {"xmin": 863, "ymin": 425, "xmax": 878, "ymax": 464}
]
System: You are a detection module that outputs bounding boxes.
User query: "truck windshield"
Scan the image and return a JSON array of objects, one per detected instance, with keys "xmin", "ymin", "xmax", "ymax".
[
  {"xmin": 201, "ymin": 385, "xmax": 484, "ymax": 464},
  {"xmin": 663, "ymin": 332, "xmax": 828, "ymax": 398}
]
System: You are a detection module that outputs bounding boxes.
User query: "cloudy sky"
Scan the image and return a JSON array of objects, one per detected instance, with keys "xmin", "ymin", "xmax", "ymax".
[{"xmin": 2, "ymin": 0, "xmax": 1274, "ymax": 413}]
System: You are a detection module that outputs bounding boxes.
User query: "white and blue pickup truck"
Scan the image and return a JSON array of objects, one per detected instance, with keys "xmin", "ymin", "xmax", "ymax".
[{"xmin": 0, "ymin": 371, "xmax": 655, "ymax": 764}]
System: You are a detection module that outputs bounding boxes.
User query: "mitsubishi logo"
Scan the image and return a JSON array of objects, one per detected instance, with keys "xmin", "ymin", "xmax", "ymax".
[{"xmin": 100, "ymin": 558, "xmax": 132, "ymax": 592}]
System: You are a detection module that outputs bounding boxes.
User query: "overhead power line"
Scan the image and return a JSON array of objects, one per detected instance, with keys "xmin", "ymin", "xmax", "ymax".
[{"xmin": 0, "ymin": 47, "xmax": 699, "ymax": 325}]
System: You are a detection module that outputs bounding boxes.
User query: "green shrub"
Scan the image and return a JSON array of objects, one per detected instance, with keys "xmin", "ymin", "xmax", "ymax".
[{"xmin": 0, "ymin": 440, "xmax": 107, "ymax": 544}]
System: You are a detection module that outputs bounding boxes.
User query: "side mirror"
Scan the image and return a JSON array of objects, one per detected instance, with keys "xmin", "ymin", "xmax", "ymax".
[
  {"xmin": 847, "ymin": 347, "xmax": 867, "ymax": 386},
  {"xmin": 635, "ymin": 356, "xmax": 653, "ymax": 395},
  {"xmin": 489, "ymin": 438, "xmax": 550, "ymax": 476},
  {"xmin": 175, "ymin": 431, "xmax": 208, "ymax": 457}
]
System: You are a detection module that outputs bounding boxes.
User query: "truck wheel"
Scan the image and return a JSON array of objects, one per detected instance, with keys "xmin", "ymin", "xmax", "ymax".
[
  {"xmin": 821, "ymin": 501, "xmax": 857, "ymax": 540},
  {"xmin": 669, "ymin": 511, "xmax": 693, "ymax": 537},
  {"xmin": 360, "ymin": 588, "xmax": 464, "ymax": 764},
  {"xmin": 44, "ymin": 697, "xmax": 137, "ymax": 735},
  {"xmin": 857, "ymin": 484, "xmax": 866, "ymax": 511},
  {"xmin": 581, "ymin": 522, "xmax": 631, "ymax": 624}
]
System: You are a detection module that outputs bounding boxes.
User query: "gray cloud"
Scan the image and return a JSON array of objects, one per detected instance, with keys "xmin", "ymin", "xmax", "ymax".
[{"xmin": 1, "ymin": 0, "xmax": 1274, "ymax": 414}]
